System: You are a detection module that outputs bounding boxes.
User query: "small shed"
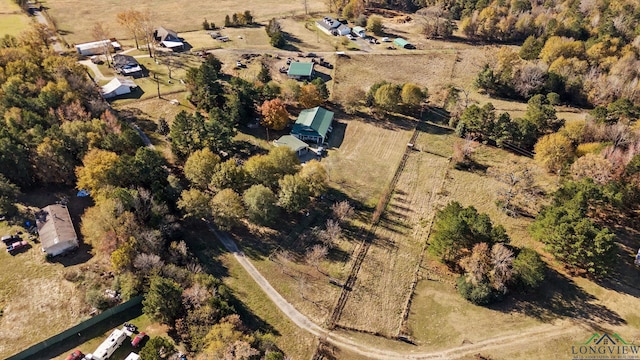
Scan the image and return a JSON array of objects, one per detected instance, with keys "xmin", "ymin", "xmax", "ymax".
[
  {"xmin": 274, "ymin": 135, "xmax": 309, "ymax": 156},
  {"xmin": 287, "ymin": 62, "xmax": 314, "ymax": 80},
  {"xmin": 394, "ymin": 37, "xmax": 414, "ymax": 49},
  {"xmin": 101, "ymin": 77, "xmax": 137, "ymax": 99},
  {"xmin": 352, "ymin": 26, "xmax": 366, "ymax": 38},
  {"xmin": 124, "ymin": 353, "xmax": 141, "ymax": 360},
  {"xmin": 36, "ymin": 204, "xmax": 79, "ymax": 257}
]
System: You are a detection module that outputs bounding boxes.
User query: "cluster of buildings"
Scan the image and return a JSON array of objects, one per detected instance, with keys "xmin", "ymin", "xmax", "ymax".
[{"xmin": 274, "ymin": 106, "xmax": 334, "ymax": 156}]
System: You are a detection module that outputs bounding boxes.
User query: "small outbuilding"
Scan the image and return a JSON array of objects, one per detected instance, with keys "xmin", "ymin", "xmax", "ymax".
[
  {"xmin": 154, "ymin": 26, "xmax": 184, "ymax": 51},
  {"xmin": 36, "ymin": 204, "xmax": 79, "ymax": 257},
  {"xmin": 287, "ymin": 62, "xmax": 314, "ymax": 80},
  {"xmin": 274, "ymin": 135, "xmax": 309, "ymax": 156},
  {"xmin": 393, "ymin": 37, "xmax": 414, "ymax": 49},
  {"xmin": 352, "ymin": 26, "xmax": 366, "ymax": 38},
  {"xmin": 291, "ymin": 106, "xmax": 334, "ymax": 144},
  {"xmin": 101, "ymin": 77, "xmax": 137, "ymax": 99}
]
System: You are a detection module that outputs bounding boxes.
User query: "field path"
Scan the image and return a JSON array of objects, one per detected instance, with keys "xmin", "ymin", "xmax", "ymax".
[{"xmin": 208, "ymin": 223, "xmax": 581, "ymax": 359}]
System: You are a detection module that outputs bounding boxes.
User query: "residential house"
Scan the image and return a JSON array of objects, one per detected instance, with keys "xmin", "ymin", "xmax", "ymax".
[
  {"xmin": 154, "ymin": 26, "xmax": 184, "ymax": 51},
  {"xmin": 75, "ymin": 39, "xmax": 121, "ymax": 56},
  {"xmin": 36, "ymin": 204, "xmax": 79, "ymax": 257},
  {"xmin": 274, "ymin": 135, "xmax": 309, "ymax": 156},
  {"xmin": 101, "ymin": 77, "xmax": 137, "ymax": 99},
  {"xmin": 287, "ymin": 62, "xmax": 314, "ymax": 80},
  {"xmin": 112, "ymin": 54, "xmax": 143, "ymax": 77},
  {"xmin": 352, "ymin": 26, "xmax": 366, "ymax": 38},
  {"xmin": 316, "ymin": 16, "xmax": 351, "ymax": 36},
  {"xmin": 291, "ymin": 106, "xmax": 334, "ymax": 144}
]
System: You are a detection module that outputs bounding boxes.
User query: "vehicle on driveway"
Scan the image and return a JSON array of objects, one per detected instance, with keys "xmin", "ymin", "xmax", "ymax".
[
  {"xmin": 65, "ymin": 349, "xmax": 83, "ymax": 360},
  {"xmin": 131, "ymin": 332, "xmax": 147, "ymax": 348},
  {"xmin": 7, "ymin": 240, "xmax": 28, "ymax": 255}
]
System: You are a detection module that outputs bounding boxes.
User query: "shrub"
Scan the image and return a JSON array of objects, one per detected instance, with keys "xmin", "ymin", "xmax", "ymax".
[{"xmin": 457, "ymin": 277, "xmax": 495, "ymax": 305}]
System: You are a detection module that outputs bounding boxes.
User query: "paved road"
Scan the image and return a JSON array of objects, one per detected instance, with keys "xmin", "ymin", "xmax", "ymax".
[
  {"xmin": 33, "ymin": 9, "xmax": 64, "ymax": 53},
  {"xmin": 207, "ymin": 224, "xmax": 580, "ymax": 359}
]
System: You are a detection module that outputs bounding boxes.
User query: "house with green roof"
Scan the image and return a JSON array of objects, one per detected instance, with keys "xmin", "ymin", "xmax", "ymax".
[
  {"xmin": 291, "ymin": 107, "xmax": 334, "ymax": 144},
  {"xmin": 352, "ymin": 26, "xmax": 366, "ymax": 38},
  {"xmin": 273, "ymin": 135, "xmax": 309, "ymax": 156},
  {"xmin": 287, "ymin": 62, "xmax": 314, "ymax": 80}
]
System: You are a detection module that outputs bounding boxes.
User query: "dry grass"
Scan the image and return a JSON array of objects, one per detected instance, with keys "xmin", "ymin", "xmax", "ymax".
[
  {"xmin": 0, "ymin": 222, "xmax": 87, "ymax": 358},
  {"xmin": 43, "ymin": 0, "xmax": 327, "ymax": 44},
  {"xmin": 323, "ymin": 117, "xmax": 414, "ymax": 208},
  {"xmin": 332, "ymin": 52, "xmax": 458, "ymax": 105},
  {"xmin": 0, "ymin": 0, "xmax": 30, "ymax": 37},
  {"xmin": 337, "ymin": 134, "xmax": 451, "ymax": 336},
  {"xmin": 220, "ymin": 252, "xmax": 320, "ymax": 360}
]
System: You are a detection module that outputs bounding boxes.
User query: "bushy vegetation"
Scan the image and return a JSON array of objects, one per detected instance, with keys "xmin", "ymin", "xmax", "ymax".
[{"xmin": 430, "ymin": 202, "xmax": 544, "ymax": 305}]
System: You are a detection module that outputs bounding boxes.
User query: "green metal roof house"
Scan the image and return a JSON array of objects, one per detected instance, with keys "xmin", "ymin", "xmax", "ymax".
[
  {"xmin": 273, "ymin": 135, "xmax": 309, "ymax": 155},
  {"xmin": 352, "ymin": 26, "xmax": 366, "ymax": 38},
  {"xmin": 287, "ymin": 62, "xmax": 314, "ymax": 79},
  {"xmin": 291, "ymin": 107, "xmax": 334, "ymax": 144},
  {"xmin": 394, "ymin": 37, "xmax": 414, "ymax": 49}
]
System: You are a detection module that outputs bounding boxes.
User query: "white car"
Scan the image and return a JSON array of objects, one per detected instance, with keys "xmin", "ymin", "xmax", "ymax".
[{"xmin": 381, "ymin": 37, "xmax": 391, "ymax": 42}]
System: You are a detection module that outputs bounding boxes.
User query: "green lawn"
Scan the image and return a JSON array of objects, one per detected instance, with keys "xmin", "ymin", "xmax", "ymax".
[{"xmin": 0, "ymin": 0, "xmax": 31, "ymax": 37}]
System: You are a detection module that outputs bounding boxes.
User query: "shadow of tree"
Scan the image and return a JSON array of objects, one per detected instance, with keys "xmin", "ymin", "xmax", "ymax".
[{"xmin": 493, "ymin": 267, "xmax": 626, "ymax": 327}]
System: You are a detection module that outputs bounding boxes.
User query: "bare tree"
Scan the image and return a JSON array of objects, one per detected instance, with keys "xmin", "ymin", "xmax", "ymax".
[
  {"xmin": 514, "ymin": 64, "xmax": 546, "ymax": 98},
  {"xmin": 156, "ymin": 51, "xmax": 185, "ymax": 79},
  {"xmin": 182, "ymin": 282, "xmax": 210, "ymax": 309},
  {"xmin": 460, "ymin": 243, "xmax": 491, "ymax": 286},
  {"xmin": 306, "ymin": 244, "xmax": 328, "ymax": 274},
  {"xmin": 489, "ymin": 161, "xmax": 542, "ymax": 216},
  {"xmin": 91, "ymin": 22, "xmax": 112, "ymax": 67},
  {"xmin": 319, "ymin": 219, "xmax": 341, "ymax": 247},
  {"xmin": 138, "ymin": 10, "xmax": 156, "ymax": 58},
  {"xmin": 117, "ymin": 9, "xmax": 143, "ymax": 49},
  {"xmin": 490, "ymin": 243, "xmax": 514, "ymax": 294},
  {"xmin": 133, "ymin": 253, "xmax": 164, "ymax": 274},
  {"xmin": 331, "ymin": 200, "xmax": 354, "ymax": 223}
]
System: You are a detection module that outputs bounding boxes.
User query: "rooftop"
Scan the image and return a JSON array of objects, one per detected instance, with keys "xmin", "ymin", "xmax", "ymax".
[
  {"xmin": 36, "ymin": 204, "xmax": 78, "ymax": 252},
  {"xmin": 394, "ymin": 37, "xmax": 412, "ymax": 47},
  {"xmin": 292, "ymin": 107, "xmax": 334, "ymax": 139},
  {"xmin": 274, "ymin": 135, "xmax": 309, "ymax": 153},
  {"xmin": 288, "ymin": 62, "xmax": 314, "ymax": 77}
]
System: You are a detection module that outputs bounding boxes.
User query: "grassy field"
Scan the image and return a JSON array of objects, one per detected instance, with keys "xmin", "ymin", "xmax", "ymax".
[
  {"xmin": 337, "ymin": 126, "xmax": 453, "ymax": 336},
  {"xmin": 323, "ymin": 116, "xmax": 414, "ymax": 208},
  {"xmin": 0, "ymin": 0, "xmax": 31, "ymax": 37},
  {"xmin": 43, "ymin": 0, "xmax": 327, "ymax": 44}
]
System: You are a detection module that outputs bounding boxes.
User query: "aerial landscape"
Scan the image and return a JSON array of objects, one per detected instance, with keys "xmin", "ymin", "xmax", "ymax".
[{"xmin": 1, "ymin": 0, "xmax": 640, "ymax": 359}]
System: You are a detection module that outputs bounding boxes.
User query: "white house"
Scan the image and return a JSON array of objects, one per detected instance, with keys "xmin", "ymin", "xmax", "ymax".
[
  {"xmin": 75, "ymin": 39, "xmax": 121, "ymax": 56},
  {"xmin": 36, "ymin": 204, "xmax": 79, "ymax": 257},
  {"xmin": 91, "ymin": 328, "xmax": 126, "ymax": 360},
  {"xmin": 316, "ymin": 17, "xmax": 350, "ymax": 36},
  {"xmin": 101, "ymin": 77, "xmax": 137, "ymax": 99}
]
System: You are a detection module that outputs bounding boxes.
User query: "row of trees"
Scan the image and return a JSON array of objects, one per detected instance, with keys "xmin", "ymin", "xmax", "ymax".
[
  {"xmin": 177, "ymin": 147, "xmax": 328, "ymax": 230},
  {"xmin": 224, "ymin": 11, "xmax": 254, "ymax": 27},
  {"xmin": 366, "ymin": 81, "xmax": 428, "ymax": 114},
  {"xmin": 266, "ymin": 18, "xmax": 287, "ymax": 48},
  {"xmin": 429, "ymin": 202, "xmax": 545, "ymax": 305},
  {"xmin": 452, "ymin": 94, "xmax": 562, "ymax": 150}
]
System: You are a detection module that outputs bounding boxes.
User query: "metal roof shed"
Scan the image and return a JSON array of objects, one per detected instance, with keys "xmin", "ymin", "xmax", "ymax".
[
  {"xmin": 394, "ymin": 38, "xmax": 413, "ymax": 48},
  {"xmin": 287, "ymin": 62, "xmax": 314, "ymax": 79}
]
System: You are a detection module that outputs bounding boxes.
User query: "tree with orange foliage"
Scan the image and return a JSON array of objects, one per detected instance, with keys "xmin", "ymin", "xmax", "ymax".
[{"xmin": 259, "ymin": 98, "xmax": 290, "ymax": 130}]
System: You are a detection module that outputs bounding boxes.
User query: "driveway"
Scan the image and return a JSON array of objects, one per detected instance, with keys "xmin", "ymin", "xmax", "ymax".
[
  {"xmin": 33, "ymin": 9, "xmax": 64, "ymax": 53},
  {"xmin": 78, "ymin": 60, "xmax": 108, "ymax": 81}
]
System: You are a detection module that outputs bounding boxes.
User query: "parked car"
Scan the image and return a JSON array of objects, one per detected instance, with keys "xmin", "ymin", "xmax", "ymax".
[
  {"xmin": 306, "ymin": 52, "xmax": 317, "ymax": 58},
  {"xmin": 1, "ymin": 235, "xmax": 19, "ymax": 245},
  {"xmin": 131, "ymin": 332, "xmax": 147, "ymax": 348},
  {"xmin": 381, "ymin": 37, "xmax": 391, "ymax": 42},
  {"xmin": 7, "ymin": 240, "xmax": 28, "ymax": 255},
  {"xmin": 65, "ymin": 349, "xmax": 84, "ymax": 360}
]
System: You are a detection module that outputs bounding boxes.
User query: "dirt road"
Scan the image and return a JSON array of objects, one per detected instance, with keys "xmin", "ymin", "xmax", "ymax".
[{"xmin": 208, "ymin": 224, "xmax": 581, "ymax": 359}]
